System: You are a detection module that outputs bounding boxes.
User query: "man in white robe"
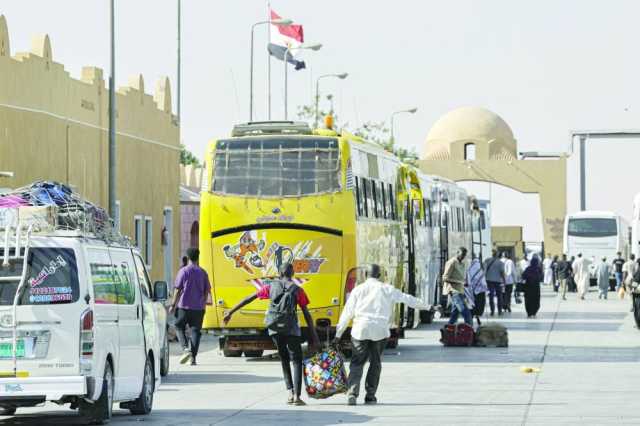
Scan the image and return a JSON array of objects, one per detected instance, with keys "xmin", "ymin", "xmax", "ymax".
[
  {"xmin": 573, "ymin": 253, "xmax": 591, "ymax": 300},
  {"xmin": 543, "ymin": 255, "xmax": 553, "ymax": 285}
]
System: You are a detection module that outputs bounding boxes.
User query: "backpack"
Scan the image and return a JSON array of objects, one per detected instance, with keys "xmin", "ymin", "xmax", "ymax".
[{"xmin": 264, "ymin": 280, "xmax": 299, "ymax": 335}]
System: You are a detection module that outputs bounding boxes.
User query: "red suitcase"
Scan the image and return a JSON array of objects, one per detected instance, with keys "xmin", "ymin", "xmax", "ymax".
[{"xmin": 440, "ymin": 323, "xmax": 475, "ymax": 346}]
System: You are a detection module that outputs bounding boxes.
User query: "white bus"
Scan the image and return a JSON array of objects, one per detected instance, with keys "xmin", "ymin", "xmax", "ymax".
[
  {"xmin": 632, "ymin": 193, "xmax": 640, "ymax": 258},
  {"xmin": 563, "ymin": 211, "xmax": 630, "ymax": 262}
]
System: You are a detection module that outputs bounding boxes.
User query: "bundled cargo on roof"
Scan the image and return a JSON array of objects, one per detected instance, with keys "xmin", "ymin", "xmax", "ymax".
[{"xmin": 0, "ymin": 181, "xmax": 119, "ymax": 241}]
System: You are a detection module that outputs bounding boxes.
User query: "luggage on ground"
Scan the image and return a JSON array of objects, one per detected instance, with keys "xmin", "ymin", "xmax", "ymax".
[
  {"xmin": 303, "ymin": 347, "xmax": 348, "ymax": 399},
  {"xmin": 440, "ymin": 323, "xmax": 475, "ymax": 346},
  {"xmin": 475, "ymin": 323, "xmax": 509, "ymax": 347}
]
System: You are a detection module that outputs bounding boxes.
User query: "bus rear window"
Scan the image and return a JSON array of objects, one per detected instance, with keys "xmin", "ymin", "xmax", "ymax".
[
  {"xmin": 0, "ymin": 248, "xmax": 80, "ymax": 306},
  {"xmin": 212, "ymin": 137, "xmax": 341, "ymax": 197},
  {"xmin": 568, "ymin": 218, "xmax": 617, "ymax": 238}
]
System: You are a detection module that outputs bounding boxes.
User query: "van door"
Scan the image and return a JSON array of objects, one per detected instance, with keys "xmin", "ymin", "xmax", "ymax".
[
  {"xmin": 86, "ymin": 247, "xmax": 120, "ymax": 388},
  {"xmin": 132, "ymin": 253, "xmax": 161, "ymax": 375},
  {"xmin": 0, "ymin": 245, "xmax": 84, "ymax": 378},
  {"xmin": 108, "ymin": 248, "xmax": 146, "ymax": 399}
]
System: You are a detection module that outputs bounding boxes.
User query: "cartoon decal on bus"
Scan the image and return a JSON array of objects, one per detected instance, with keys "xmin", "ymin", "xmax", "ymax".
[{"xmin": 222, "ymin": 230, "xmax": 326, "ymax": 277}]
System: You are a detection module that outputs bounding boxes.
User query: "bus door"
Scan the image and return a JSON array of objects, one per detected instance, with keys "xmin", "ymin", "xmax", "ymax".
[
  {"xmin": 403, "ymin": 197, "xmax": 418, "ymax": 329},
  {"xmin": 438, "ymin": 197, "xmax": 451, "ymax": 307}
]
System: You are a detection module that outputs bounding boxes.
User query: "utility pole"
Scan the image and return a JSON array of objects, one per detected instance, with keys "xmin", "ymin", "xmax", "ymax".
[
  {"xmin": 108, "ymin": 0, "xmax": 117, "ymax": 219},
  {"xmin": 177, "ymin": 0, "xmax": 181, "ymax": 124}
]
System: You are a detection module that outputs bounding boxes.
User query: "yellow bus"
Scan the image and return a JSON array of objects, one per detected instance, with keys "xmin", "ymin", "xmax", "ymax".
[{"xmin": 199, "ymin": 121, "xmax": 409, "ymax": 357}]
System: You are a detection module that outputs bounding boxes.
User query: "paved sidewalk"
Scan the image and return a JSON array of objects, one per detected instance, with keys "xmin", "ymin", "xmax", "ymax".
[{"xmin": 2, "ymin": 285, "xmax": 639, "ymax": 425}]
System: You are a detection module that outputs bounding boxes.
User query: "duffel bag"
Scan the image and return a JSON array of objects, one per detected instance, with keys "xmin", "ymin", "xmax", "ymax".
[
  {"xmin": 440, "ymin": 323, "xmax": 475, "ymax": 347},
  {"xmin": 475, "ymin": 323, "xmax": 509, "ymax": 347}
]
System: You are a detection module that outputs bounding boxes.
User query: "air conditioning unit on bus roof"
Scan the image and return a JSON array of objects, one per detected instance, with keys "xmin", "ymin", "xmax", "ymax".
[{"xmin": 232, "ymin": 121, "xmax": 312, "ymax": 137}]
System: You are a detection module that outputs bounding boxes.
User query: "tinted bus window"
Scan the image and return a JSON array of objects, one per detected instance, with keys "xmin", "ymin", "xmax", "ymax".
[
  {"xmin": 213, "ymin": 138, "xmax": 340, "ymax": 197},
  {"xmin": 0, "ymin": 248, "xmax": 79, "ymax": 306},
  {"xmin": 568, "ymin": 218, "xmax": 617, "ymax": 237}
]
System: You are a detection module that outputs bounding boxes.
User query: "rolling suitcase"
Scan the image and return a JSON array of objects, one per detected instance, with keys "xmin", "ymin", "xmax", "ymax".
[{"xmin": 440, "ymin": 323, "xmax": 474, "ymax": 346}]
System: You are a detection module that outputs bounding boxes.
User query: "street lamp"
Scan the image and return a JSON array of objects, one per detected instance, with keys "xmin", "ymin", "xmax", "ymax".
[
  {"xmin": 249, "ymin": 18, "xmax": 292, "ymax": 121},
  {"xmin": 284, "ymin": 43, "xmax": 322, "ymax": 120},
  {"xmin": 314, "ymin": 73, "xmax": 348, "ymax": 128},
  {"xmin": 390, "ymin": 107, "xmax": 418, "ymax": 145}
]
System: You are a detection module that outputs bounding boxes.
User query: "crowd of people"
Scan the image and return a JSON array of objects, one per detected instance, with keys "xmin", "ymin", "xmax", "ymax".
[
  {"xmin": 541, "ymin": 251, "xmax": 640, "ymax": 308},
  {"xmin": 443, "ymin": 248, "xmax": 546, "ymax": 325}
]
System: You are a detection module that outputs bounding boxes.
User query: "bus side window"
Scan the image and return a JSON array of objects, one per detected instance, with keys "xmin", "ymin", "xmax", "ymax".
[
  {"xmin": 371, "ymin": 180, "xmax": 379, "ymax": 219},
  {"xmin": 388, "ymin": 183, "xmax": 395, "ymax": 220},
  {"xmin": 355, "ymin": 176, "xmax": 363, "ymax": 217},
  {"xmin": 362, "ymin": 178, "xmax": 369, "ymax": 218},
  {"xmin": 380, "ymin": 182, "xmax": 387, "ymax": 219}
]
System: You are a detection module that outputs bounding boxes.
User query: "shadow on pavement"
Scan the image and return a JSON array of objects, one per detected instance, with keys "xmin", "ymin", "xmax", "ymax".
[
  {"xmin": 381, "ymin": 344, "xmax": 640, "ymax": 363},
  {"xmin": 1, "ymin": 409, "xmax": 371, "ymax": 425},
  {"xmin": 163, "ymin": 372, "xmax": 281, "ymax": 384}
]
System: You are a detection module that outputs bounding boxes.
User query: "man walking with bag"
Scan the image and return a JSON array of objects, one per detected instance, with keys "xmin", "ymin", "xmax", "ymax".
[
  {"xmin": 224, "ymin": 263, "xmax": 319, "ymax": 406},
  {"xmin": 484, "ymin": 249, "xmax": 507, "ymax": 316},
  {"xmin": 443, "ymin": 247, "xmax": 472, "ymax": 325},
  {"xmin": 169, "ymin": 248, "xmax": 212, "ymax": 366},
  {"xmin": 333, "ymin": 264, "xmax": 429, "ymax": 406}
]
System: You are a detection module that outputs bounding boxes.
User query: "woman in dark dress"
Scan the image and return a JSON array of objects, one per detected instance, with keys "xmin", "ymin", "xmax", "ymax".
[
  {"xmin": 522, "ymin": 255, "xmax": 544, "ymax": 318},
  {"xmin": 551, "ymin": 255, "xmax": 559, "ymax": 292}
]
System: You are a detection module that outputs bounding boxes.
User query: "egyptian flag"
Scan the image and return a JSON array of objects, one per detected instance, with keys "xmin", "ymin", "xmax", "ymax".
[{"xmin": 268, "ymin": 9, "xmax": 306, "ymax": 70}]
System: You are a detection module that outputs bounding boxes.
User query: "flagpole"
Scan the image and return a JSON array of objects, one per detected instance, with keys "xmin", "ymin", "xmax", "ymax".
[{"xmin": 267, "ymin": 1, "xmax": 272, "ymax": 120}]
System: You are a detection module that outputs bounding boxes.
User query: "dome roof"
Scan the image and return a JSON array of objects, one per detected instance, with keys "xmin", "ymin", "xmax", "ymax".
[{"xmin": 422, "ymin": 106, "xmax": 517, "ymax": 160}]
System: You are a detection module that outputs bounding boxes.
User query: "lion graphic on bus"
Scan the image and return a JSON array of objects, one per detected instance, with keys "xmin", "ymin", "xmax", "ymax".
[{"xmin": 222, "ymin": 232, "xmax": 325, "ymax": 276}]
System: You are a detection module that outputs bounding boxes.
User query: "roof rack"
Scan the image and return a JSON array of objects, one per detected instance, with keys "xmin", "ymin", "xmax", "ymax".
[
  {"xmin": 0, "ymin": 182, "xmax": 130, "ymax": 247},
  {"xmin": 231, "ymin": 121, "xmax": 312, "ymax": 137}
]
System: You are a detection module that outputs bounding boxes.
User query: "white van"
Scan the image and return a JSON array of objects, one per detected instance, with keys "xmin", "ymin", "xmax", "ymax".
[{"xmin": 0, "ymin": 230, "xmax": 169, "ymax": 423}]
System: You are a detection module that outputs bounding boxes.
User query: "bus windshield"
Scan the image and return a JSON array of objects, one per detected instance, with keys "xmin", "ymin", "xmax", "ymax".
[
  {"xmin": 568, "ymin": 218, "xmax": 617, "ymax": 238},
  {"xmin": 212, "ymin": 137, "xmax": 341, "ymax": 197}
]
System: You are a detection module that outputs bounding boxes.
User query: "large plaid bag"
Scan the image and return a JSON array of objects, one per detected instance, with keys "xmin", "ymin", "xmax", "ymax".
[{"xmin": 303, "ymin": 348, "xmax": 348, "ymax": 399}]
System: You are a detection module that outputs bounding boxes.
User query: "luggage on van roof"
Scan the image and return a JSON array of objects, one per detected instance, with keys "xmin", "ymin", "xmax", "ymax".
[{"xmin": 0, "ymin": 181, "xmax": 123, "ymax": 243}]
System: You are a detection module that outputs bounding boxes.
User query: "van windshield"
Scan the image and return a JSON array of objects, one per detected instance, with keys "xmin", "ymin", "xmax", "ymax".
[
  {"xmin": 0, "ymin": 248, "xmax": 80, "ymax": 305},
  {"xmin": 212, "ymin": 137, "xmax": 341, "ymax": 197}
]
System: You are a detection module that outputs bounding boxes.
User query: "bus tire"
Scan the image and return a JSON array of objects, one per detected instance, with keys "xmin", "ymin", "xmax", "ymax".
[
  {"xmin": 223, "ymin": 348, "xmax": 243, "ymax": 357},
  {"xmin": 243, "ymin": 350, "xmax": 264, "ymax": 358}
]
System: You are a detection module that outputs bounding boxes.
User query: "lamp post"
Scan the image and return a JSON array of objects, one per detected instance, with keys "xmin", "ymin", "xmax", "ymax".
[
  {"xmin": 389, "ymin": 107, "xmax": 418, "ymax": 145},
  {"xmin": 314, "ymin": 73, "xmax": 348, "ymax": 128},
  {"xmin": 284, "ymin": 43, "xmax": 322, "ymax": 120},
  {"xmin": 108, "ymin": 0, "xmax": 117, "ymax": 220},
  {"xmin": 249, "ymin": 18, "xmax": 292, "ymax": 121}
]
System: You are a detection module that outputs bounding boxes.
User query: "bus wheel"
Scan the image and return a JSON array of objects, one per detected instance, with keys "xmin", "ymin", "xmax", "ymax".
[
  {"xmin": 420, "ymin": 310, "xmax": 434, "ymax": 324},
  {"xmin": 223, "ymin": 348, "xmax": 243, "ymax": 357},
  {"xmin": 243, "ymin": 350, "xmax": 264, "ymax": 358}
]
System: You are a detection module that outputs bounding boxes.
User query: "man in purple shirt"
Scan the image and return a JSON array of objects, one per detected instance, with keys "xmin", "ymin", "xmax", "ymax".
[{"xmin": 169, "ymin": 248, "xmax": 211, "ymax": 365}]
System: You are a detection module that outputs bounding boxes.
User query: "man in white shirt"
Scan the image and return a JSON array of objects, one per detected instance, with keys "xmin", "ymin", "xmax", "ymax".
[
  {"xmin": 501, "ymin": 253, "xmax": 518, "ymax": 312},
  {"xmin": 333, "ymin": 264, "xmax": 428, "ymax": 406}
]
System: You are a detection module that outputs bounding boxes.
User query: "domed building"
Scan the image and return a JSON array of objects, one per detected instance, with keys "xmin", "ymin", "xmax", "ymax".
[
  {"xmin": 418, "ymin": 106, "xmax": 567, "ymax": 256},
  {"xmin": 422, "ymin": 106, "xmax": 517, "ymax": 161}
]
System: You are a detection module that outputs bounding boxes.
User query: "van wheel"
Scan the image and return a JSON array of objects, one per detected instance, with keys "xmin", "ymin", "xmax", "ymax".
[
  {"xmin": 160, "ymin": 332, "xmax": 170, "ymax": 377},
  {"xmin": 243, "ymin": 350, "xmax": 264, "ymax": 358},
  {"xmin": 129, "ymin": 357, "xmax": 154, "ymax": 415},
  {"xmin": 0, "ymin": 406, "xmax": 16, "ymax": 415},
  {"xmin": 222, "ymin": 348, "xmax": 243, "ymax": 357},
  {"xmin": 80, "ymin": 361, "xmax": 113, "ymax": 424}
]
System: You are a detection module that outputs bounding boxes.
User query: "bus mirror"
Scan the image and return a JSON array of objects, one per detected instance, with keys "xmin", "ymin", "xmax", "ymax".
[{"xmin": 153, "ymin": 281, "xmax": 168, "ymax": 302}]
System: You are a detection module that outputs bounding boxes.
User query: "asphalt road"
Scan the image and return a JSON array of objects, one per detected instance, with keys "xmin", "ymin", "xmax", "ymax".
[{"xmin": 2, "ymin": 285, "xmax": 640, "ymax": 425}]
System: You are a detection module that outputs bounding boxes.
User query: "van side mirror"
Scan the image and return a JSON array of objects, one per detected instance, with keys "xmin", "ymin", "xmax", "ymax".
[{"xmin": 153, "ymin": 281, "xmax": 169, "ymax": 302}]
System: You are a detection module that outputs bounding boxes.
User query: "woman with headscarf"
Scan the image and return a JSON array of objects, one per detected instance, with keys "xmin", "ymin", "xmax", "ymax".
[
  {"xmin": 522, "ymin": 255, "xmax": 544, "ymax": 318},
  {"xmin": 466, "ymin": 257, "xmax": 488, "ymax": 325}
]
